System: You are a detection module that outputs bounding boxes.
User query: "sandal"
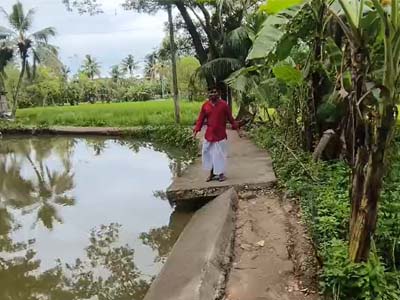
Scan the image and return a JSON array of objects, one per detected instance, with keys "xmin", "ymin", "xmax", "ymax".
[
  {"xmin": 218, "ymin": 174, "xmax": 227, "ymax": 182},
  {"xmin": 206, "ymin": 175, "xmax": 216, "ymax": 182}
]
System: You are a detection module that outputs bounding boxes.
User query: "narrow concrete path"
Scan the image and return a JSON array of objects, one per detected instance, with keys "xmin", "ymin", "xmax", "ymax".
[{"xmin": 167, "ymin": 130, "xmax": 277, "ymax": 202}]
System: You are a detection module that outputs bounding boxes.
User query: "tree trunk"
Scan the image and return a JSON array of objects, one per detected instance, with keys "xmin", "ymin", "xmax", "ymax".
[
  {"xmin": 305, "ymin": 3, "xmax": 326, "ymax": 151},
  {"xmin": 168, "ymin": 4, "xmax": 180, "ymax": 124},
  {"xmin": 196, "ymin": 3, "xmax": 219, "ymax": 59},
  {"xmin": 174, "ymin": 1, "xmax": 208, "ymax": 65},
  {"xmin": 312, "ymin": 129, "xmax": 336, "ymax": 161},
  {"xmin": 347, "ymin": 44, "xmax": 397, "ymax": 261},
  {"xmin": 349, "ymin": 123, "xmax": 393, "ymax": 262},
  {"xmin": 174, "ymin": 1, "xmax": 216, "ymax": 90},
  {"xmin": 12, "ymin": 57, "xmax": 27, "ymax": 118},
  {"xmin": 227, "ymin": 86, "xmax": 233, "ymax": 110}
]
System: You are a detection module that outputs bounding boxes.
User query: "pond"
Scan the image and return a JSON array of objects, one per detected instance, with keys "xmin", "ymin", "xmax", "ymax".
[{"xmin": 0, "ymin": 136, "xmax": 193, "ymax": 300}]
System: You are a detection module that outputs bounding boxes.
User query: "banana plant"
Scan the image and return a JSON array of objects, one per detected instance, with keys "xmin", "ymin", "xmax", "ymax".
[{"xmin": 332, "ymin": 0, "xmax": 400, "ymax": 262}]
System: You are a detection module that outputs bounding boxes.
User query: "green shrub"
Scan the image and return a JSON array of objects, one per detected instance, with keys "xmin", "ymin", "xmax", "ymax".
[{"xmin": 251, "ymin": 125, "xmax": 400, "ymax": 300}]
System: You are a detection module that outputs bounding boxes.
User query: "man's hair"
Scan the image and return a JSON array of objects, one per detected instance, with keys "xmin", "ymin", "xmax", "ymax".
[{"xmin": 208, "ymin": 86, "xmax": 219, "ymax": 93}]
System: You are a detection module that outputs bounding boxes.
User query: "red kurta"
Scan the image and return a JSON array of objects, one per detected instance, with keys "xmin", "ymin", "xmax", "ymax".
[{"xmin": 194, "ymin": 99, "xmax": 238, "ymax": 142}]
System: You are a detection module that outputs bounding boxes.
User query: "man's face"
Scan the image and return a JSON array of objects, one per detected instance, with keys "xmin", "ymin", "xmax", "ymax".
[{"xmin": 209, "ymin": 89, "xmax": 219, "ymax": 102}]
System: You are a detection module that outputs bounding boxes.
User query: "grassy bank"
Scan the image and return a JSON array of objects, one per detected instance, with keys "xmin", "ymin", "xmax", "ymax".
[
  {"xmin": 251, "ymin": 126, "xmax": 400, "ymax": 300},
  {"xmin": 16, "ymin": 100, "xmax": 202, "ymax": 127}
]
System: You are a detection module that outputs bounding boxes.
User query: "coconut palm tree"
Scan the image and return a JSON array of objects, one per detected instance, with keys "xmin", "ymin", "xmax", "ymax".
[
  {"xmin": 110, "ymin": 65, "xmax": 123, "ymax": 83},
  {"xmin": 80, "ymin": 54, "xmax": 101, "ymax": 79},
  {"xmin": 121, "ymin": 54, "xmax": 138, "ymax": 77},
  {"xmin": 0, "ymin": 2, "xmax": 58, "ymax": 117}
]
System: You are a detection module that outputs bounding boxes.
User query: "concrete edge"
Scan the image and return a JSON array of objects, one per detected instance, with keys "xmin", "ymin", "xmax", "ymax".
[
  {"xmin": 0, "ymin": 126, "xmax": 146, "ymax": 137},
  {"xmin": 167, "ymin": 181, "xmax": 277, "ymax": 204},
  {"xmin": 144, "ymin": 188, "xmax": 238, "ymax": 300}
]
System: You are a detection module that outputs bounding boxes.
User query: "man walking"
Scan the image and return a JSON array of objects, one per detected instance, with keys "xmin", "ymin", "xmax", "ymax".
[{"xmin": 193, "ymin": 87, "xmax": 240, "ymax": 182}]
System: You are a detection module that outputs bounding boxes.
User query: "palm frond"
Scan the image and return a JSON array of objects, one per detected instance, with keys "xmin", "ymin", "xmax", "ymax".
[
  {"xmin": 35, "ymin": 42, "xmax": 59, "ymax": 56},
  {"xmin": 31, "ymin": 27, "xmax": 57, "ymax": 42},
  {"xmin": 34, "ymin": 43, "xmax": 59, "ymax": 70},
  {"xmin": 8, "ymin": 3, "xmax": 23, "ymax": 31},
  {"xmin": 8, "ymin": 2, "xmax": 34, "ymax": 32},
  {"xmin": 20, "ymin": 8, "xmax": 35, "ymax": 32},
  {"xmin": 195, "ymin": 58, "xmax": 243, "ymax": 80},
  {"xmin": 224, "ymin": 26, "xmax": 252, "ymax": 58}
]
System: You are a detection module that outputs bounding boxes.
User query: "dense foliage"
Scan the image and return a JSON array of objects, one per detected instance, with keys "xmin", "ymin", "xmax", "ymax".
[
  {"xmin": 2, "ymin": 65, "xmax": 166, "ymax": 108},
  {"xmin": 252, "ymin": 126, "xmax": 400, "ymax": 300},
  {"xmin": 1, "ymin": 58, "xmax": 203, "ymax": 109}
]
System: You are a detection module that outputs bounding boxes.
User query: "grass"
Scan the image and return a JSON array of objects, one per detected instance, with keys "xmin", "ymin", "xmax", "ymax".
[{"xmin": 16, "ymin": 100, "xmax": 203, "ymax": 127}]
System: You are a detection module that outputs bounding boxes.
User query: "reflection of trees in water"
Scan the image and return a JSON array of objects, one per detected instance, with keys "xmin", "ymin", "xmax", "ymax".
[
  {"xmin": 140, "ymin": 210, "xmax": 192, "ymax": 263},
  {"xmin": 64, "ymin": 223, "xmax": 150, "ymax": 300},
  {"xmin": 116, "ymin": 139, "xmax": 193, "ymax": 177},
  {"xmin": 0, "ymin": 137, "xmax": 193, "ymax": 300},
  {"xmin": 0, "ymin": 138, "xmax": 76, "ymax": 230},
  {"xmin": 85, "ymin": 138, "xmax": 108, "ymax": 156},
  {"xmin": 0, "ymin": 223, "xmax": 150, "ymax": 300}
]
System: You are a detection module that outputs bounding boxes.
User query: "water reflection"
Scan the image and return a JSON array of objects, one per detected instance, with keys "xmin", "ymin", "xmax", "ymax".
[
  {"xmin": 140, "ymin": 210, "xmax": 192, "ymax": 263},
  {"xmin": 0, "ymin": 136, "xmax": 193, "ymax": 300},
  {"xmin": 0, "ymin": 223, "xmax": 150, "ymax": 300}
]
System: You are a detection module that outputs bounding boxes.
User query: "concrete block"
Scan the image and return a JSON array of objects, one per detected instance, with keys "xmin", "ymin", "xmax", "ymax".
[{"xmin": 144, "ymin": 188, "xmax": 238, "ymax": 300}]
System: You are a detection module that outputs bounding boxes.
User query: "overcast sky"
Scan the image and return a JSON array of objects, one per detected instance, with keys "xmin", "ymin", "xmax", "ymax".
[{"xmin": 0, "ymin": 0, "xmax": 167, "ymax": 76}]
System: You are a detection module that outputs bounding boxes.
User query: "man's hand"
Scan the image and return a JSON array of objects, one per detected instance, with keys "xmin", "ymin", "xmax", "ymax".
[
  {"xmin": 193, "ymin": 129, "xmax": 199, "ymax": 139},
  {"xmin": 237, "ymin": 129, "xmax": 243, "ymax": 138}
]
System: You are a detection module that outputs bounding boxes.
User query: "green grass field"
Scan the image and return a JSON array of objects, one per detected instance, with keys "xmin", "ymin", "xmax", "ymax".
[{"xmin": 16, "ymin": 100, "xmax": 203, "ymax": 127}]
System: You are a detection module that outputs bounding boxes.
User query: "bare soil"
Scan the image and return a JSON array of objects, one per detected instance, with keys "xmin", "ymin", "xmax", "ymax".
[{"xmin": 224, "ymin": 190, "xmax": 319, "ymax": 300}]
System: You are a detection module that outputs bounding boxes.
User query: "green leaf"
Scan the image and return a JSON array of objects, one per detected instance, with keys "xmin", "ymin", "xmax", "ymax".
[
  {"xmin": 325, "ymin": 37, "xmax": 343, "ymax": 68},
  {"xmin": 259, "ymin": 0, "xmax": 304, "ymax": 14},
  {"xmin": 247, "ymin": 15, "xmax": 288, "ymax": 60},
  {"xmin": 272, "ymin": 62, "xmax": 303, "ymax": 86},
  {"xmin": 248, "ymin": 4, "xmax": 305, "ymax": 60}
]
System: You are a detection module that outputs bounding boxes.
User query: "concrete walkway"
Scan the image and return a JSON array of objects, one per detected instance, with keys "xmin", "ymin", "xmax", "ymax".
[
  {"xmin": 144, "ymin": 189, "xmax": 238, "ymax": 300},
  {"xmin": 167, "ymin": 130, "xmax": 277, "ymax": 203}
]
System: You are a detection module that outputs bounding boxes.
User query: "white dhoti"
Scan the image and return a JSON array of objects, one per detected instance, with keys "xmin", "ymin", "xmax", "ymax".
[{"xmin": 202, "ymin": 139, "xmax": 228, "ymax": 175}]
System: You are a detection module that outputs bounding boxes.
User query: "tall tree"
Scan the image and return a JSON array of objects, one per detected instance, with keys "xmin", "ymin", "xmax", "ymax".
[
  {"xmin": 0, "ymin": 2, "xmax": 58, "ymax": 117},
  {"xmin": 80, "ymin": 54, "xmax": 101, "ymax": 79},
  {"xmin": 168, "ymin": 4, "xmax": 180, "ymax": 124},
  {"xmin": 110, "ymin": 64, "xmax": 123, "ymax": 83},
  {"xmin": 144, "ymin": 51, "xmax": 168, "ymax": 98},
  {"xmin": 121, "ymin": 54, "xmax": 138, "ymax": 77}
]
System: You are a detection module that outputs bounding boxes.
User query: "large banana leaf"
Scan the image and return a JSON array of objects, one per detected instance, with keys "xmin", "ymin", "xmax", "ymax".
[
  {"xmin": 225, "ymin": 65, "xmax": 260, "ymax": 92},
  {"xmin": 259, "ymin": 0, "xmax": 305, "ymax": 14},
  {"xmin": 272, "ymin": 61, "xmax": 303, "ymax": 86},
  {"xmin": 247, "ymin": 2, "xmax": 308, "ymax": 60}
]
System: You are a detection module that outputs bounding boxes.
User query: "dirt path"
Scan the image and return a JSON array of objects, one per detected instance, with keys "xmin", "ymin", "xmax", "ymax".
[{"xmin": 225, "ymin": 190, "xmax": 319, "ymax": 300}]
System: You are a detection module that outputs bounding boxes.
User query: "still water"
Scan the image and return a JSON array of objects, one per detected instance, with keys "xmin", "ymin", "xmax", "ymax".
[{"xmin": 0, "ymin": 136, "xmax": 192, "ymax": 300}]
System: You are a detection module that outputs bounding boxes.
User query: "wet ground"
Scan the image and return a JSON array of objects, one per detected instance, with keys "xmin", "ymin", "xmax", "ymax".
[{"xmin": 0, "ymin": 136, "xmax": 192, "ymax": 300}]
